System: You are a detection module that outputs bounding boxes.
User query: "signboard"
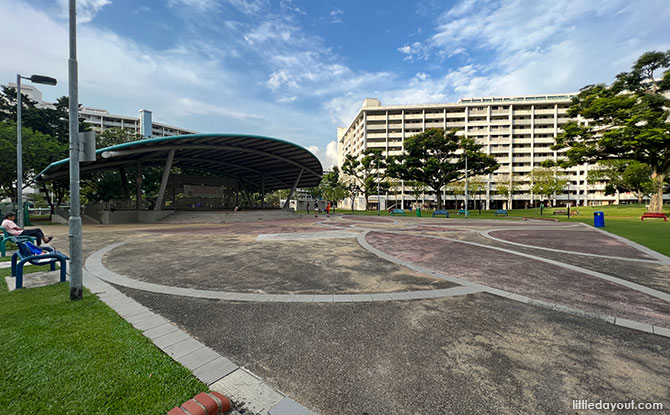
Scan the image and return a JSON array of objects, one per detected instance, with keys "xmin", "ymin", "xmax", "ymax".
[{"xmin": 183, "ymin": 184, "xmax": 223, "ymax": 197}]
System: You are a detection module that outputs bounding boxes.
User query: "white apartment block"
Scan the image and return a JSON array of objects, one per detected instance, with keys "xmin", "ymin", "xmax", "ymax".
[
  {"xmin": 79, "ymin": 107, "xmax": 196, "ymax": 138},
  {"xmin": 337, "ymin": 95, "xmax": 641, "ymax": 210},
  {"xmin": 5, "ymin": 82, "xmax": 196, "ymax": 138}
]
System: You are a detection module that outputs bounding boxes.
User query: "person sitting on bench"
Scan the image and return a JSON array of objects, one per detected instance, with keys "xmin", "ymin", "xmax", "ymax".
[{"xmin": 2, "ymin": 212, "xmax": 53, "ymax": 246}]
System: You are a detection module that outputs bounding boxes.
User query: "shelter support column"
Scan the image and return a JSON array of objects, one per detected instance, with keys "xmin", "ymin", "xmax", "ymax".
[
  {"xmin": 119, "ymin": 167, "xmax": 130, "ymax": 200},
  {"xmin": 136, "ymin": 162, "xmax": 142, "ymax": 210},
  {"xmin": 154, "ymin": 149, "xmax": 175, "ymax": 211},
  {"xmin": 261, "ymin": 176, "xmax": 265, "ymax": 209},
  {"xmin": 283, "ymin": 168, "xmax": 303, "ymax": 210}
]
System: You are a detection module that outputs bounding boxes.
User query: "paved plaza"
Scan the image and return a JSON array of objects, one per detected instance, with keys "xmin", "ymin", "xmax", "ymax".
[{"xmin": 38, "ymin": 215, "xmax": 670, "ymax": 414}]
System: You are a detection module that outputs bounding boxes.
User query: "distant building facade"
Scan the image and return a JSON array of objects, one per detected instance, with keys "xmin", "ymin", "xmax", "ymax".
[
  {"xmin": 5, "ymin": 82, "xmax": 196, "ymax": 138},
  {"xmin": 337, "ymin": 95, "xmax": 653, "ymax": 210}
]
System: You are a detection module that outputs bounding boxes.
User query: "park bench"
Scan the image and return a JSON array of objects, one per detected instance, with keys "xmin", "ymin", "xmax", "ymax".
[
  {"xmin": 1, "ymin": 228, "xmax": 36, "ymax": 257},
  {"xmin": 432, "ymin": 210, "xmax": 449, "ymax": 218},
  {"xmin": 457, "ymin": 209, "xmax": 467, "ymax": 215},
  {"xmin": 390, "ymin": 209, "xmax": 405, "ymax": 216},
  {"xmin": 641, "ymin": 212, "xmax": 667, "ymax": 222},
  {"xmin": 494, "ymin": 209, "xmax": 508, "ymax": 216},
  {"xmin": 10, "ymin": 238, "xmax": 68, "ymax": 290}
]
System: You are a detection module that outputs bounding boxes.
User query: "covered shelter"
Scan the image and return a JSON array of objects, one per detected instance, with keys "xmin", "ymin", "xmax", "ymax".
[{"xmin": 38, "ymin": 134, "xmax": 323, "ymax": 222}]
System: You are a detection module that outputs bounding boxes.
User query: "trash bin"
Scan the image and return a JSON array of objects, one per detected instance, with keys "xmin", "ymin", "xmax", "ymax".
[
  {"xmin": 594, "ymin": 211, "xmax": 604, "ymax": 228},
  {"xmin": 416, "ymin": 207, "xmax": 421, "ymax": 217}
]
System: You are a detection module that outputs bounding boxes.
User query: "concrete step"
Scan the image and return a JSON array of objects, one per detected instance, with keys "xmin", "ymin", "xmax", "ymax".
[{"xmin": 159, "ymin": 210, "xmax": 298, "ymax": 224}]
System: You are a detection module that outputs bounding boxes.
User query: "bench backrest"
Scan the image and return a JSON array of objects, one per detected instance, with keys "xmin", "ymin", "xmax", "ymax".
[{"xmin": 15, "ymin": 240, "xmax": 42, "ymax": 258}]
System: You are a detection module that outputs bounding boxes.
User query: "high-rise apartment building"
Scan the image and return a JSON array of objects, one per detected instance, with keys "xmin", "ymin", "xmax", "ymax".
[
  {"xmin": 5, "ymin": 82, "xmax": 196, "ymax": 138},
  {"xmin": 337, "ymin": 95, "xmax": 633, "ymax": 210}
]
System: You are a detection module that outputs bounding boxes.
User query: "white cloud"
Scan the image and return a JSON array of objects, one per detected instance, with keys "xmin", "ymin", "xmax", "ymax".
[
  {"xmin": 329, "ymin": 9, "xmax": 343, "ymax": 24},
  {"xmin": 308, "ymin": 140, "xmax": 338, "ymax": 170},
  {"xmin": 391, "ymin": 0, "xmax": 670, "ymax": 103},
  {"xmin": 56, "ymin": 0, "xmax": 110, "ymax": 23}
]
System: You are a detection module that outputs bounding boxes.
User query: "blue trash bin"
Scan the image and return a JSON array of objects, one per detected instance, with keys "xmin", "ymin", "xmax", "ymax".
[{"xmin": 594, "ymin": 211, "xmax": 604, "ymax": 228}]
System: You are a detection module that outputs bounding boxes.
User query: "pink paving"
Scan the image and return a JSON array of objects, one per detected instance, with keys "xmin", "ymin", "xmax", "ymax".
[
  {"xmin": 367, "ymin": 232, "xmax": 670, "ymax": 328},
  {"xmin": 341, "ymin": 216, "xmax": 393, "ymax": 223},
  {"xmin": 489, "ymin": 229, "xmax": 654, "ymax": 260}
]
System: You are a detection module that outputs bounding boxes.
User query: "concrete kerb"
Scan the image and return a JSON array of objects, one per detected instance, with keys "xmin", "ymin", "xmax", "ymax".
[
  {"xmin": 479, "ymin": 227, "xmax": 663, "ymax": 264},
  {"xmin": 84, "ymin": 239, "xmax": 484, "ymax": 303},
  {"xmin": 81, "ymin": 268, "xmax": 314, "ymax": 415},
  {"xmin": 578, "ymin": 221, "xmax": 670, "ymax": 265},
  {"xmin": 377, "ymin": 229, "xmax": 670, "ymax": 304},
  {"xmin": 358, "ymin": 230, "xmax": 670, "ymax": 338}
]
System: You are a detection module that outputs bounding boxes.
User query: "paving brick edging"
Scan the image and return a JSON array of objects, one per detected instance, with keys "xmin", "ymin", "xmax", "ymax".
[{"xmin": 81, "ymin": 268, "xmax": 315, "ymax": 415}]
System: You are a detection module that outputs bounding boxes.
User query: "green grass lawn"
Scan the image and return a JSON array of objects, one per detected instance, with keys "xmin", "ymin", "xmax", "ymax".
[
  {"xmin": 326, "ymin": 204, "xmax": 670, "ymax": 257},
  {"xmin": 0, "ymin": 266, "xmax": 206, "ymax": 414}
]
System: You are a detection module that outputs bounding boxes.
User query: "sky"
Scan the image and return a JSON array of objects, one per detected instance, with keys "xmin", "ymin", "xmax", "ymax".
[{"xmin": 1, "ymin": 0, "xmax": 669, "ymax": 169}]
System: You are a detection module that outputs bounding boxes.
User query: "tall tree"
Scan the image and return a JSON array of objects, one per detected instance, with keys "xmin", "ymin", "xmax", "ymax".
[
  {"xmin": 341, "ymin": 148, "xmax": 387, "ymax": 209},
  {"xmin": 553, "ymin": 50, "xmax": 670, "ymax": 212},
  {"xmin": 587, "ymin": 160, "xmax": 654, "ymax": 203},
  {"xmin": 387, "ymin": 128, "xmax": 498, "ymax": 210},
  {"xmin": 530, "ymin": 167, "xmax": 568, "ymax": 205},
  {"xmin": 0, "ymin": 121, "xmax": 67, "ymax": 200},
  {"xmin": 495, "ymin": 173, "xmax": 519, "ymax": 210},
  {"xmin": 319, "ymin": 167, "xmax": 347, "ymax": 205}
]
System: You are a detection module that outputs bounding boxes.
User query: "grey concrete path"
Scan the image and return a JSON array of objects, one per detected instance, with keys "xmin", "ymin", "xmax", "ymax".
[
  {"xmin": 84, "ymin": 223, "xmax": 670, "ymax": 338},
  {"xmin": 82, "ymin": 265, "xmax": 315, "ymax": 414}
]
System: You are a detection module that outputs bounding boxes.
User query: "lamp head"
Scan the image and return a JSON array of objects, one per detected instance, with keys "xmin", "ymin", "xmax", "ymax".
[{"xmin": 29, "ymin": 75, "xmax": 57, "ymax": 86}]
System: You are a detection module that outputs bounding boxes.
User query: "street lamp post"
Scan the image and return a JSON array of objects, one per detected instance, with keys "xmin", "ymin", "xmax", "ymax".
[
  {"xmin": 464, "ymin": 153, "xmax": 469, "ymax": 218},
  {"xmin": 16, "ymin": 74, "xmax": 57, "ymax": 227},
  {"xmin": 69, "ymin": 0, "xmax": 83, "ymax": 300}
]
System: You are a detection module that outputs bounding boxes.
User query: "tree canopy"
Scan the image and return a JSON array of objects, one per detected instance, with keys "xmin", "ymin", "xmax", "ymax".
[
  {"xmin": 341, "ymin": 148, "xmax": 388, "ymax": 208},
  {"xmin": 553, "ymin": 50, "xmax": 670, "ymax": 212},
  {"xmin": 386, "ymin": 128, "xmax": 498, "ymax": 209},
  {"xmin": 587, "ymin": 160, "xmax": 654, "ymax": 203},
  {"xmin": 530, "ymin": 167, "xmax": 568, "ymax": 204}
]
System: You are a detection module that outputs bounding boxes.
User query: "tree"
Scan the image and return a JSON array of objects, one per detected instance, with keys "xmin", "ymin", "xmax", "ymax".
[
  {"xmin": 553, "ymin": 50, "xmax": 670, "ymax": 212},
  {"xmin": 97, "ymin": 128, "xmax": 143, "ymax": 147},
  {"xmin": 341, "ymin": 148, "xmax": 387, "ymax": 209},
  {"xmin": 406, "ymin": 180, "xmax": 427, "ymax": 208},
  {"xmin": 0, "ymin": 87, "xmax": 88, "ymax": 144},
  {"xmin": 387, "ymin": 128, "xmax": 498, "ymax": 210},
  {"xmin": 0, "ymin": 121, "xmax": 68, "ymax": 201},
  {"xmin": 449, "ymin": 176, "xmax": 485, "ymax": 210},
  {"xmin": 587, "ymin": 160, "xmax": 654, "ymax": 203},
  {"xmin": 319, "ymin": 167, "xmax": 347, "ymax": 206},
  {"xmin": 495, "ymin": 173, "xmax": 520, "ymax": 209},
  {"xmin": 530, "ymin": 167, "xmax": 568, "ymax": 205}
]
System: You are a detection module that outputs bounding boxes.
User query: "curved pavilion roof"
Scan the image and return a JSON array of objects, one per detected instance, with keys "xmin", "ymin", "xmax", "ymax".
[{"xmin": 38, "ymin": 134, "xmax": 323, "ymax": 191}]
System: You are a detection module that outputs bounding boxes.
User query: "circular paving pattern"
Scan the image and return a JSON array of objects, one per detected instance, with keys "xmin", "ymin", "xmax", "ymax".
[{"xmin": 84, "ymin": 217, "xmax": 670, "ymax": 334}]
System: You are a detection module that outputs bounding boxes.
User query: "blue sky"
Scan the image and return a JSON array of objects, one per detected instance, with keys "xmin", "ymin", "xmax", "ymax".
[{"xmin": 1, "ymin": 0, "xmax": 669, "ymax": 168}]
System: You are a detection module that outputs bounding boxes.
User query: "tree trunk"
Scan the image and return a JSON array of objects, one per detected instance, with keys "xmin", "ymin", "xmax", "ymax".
[
  {"xmin": 648, "ymin": 170, "xmax": 665, "ymax": 212},
  {"xmin": 41, "ymin": 183, "xmax": 55, "ymax": 215},
  {"xmin": 435, "ymin": 184, "xmax": 443, "ymax": 210}
]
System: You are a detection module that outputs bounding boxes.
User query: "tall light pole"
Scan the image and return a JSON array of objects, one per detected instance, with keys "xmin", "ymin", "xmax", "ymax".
[
  {"xmin": 16, "ymin": 74, "xmax": 57, "ymax": 227},
  {"xmin": 464, "ymin": 153, "xmax": 469, "ymax": 218},
  {"xmin": 69, "ymin": 0, "xmax": 83, "ymax": 300}
]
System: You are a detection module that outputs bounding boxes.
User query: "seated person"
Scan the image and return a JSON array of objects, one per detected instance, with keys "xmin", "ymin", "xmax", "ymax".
[{"xmin": 2, "ymin": 212, "xmax": 53, "ymax": 246}]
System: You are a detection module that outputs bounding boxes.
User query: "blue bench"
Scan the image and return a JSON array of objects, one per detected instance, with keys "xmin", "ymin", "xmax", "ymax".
[
  {"xmin": 10, "ymin": 238, "xmax": 68, "ymax": 290},
  {"xmin": 390, "ymin": 209, "xmax": 405, "ymax": 216},
  {"xmin": 2, "ymin": 228, "xmax": 36, "ymax": 257},
  {"xmin": 432, "ymin": 210, "xmax": 449, "ymax": 217},
  {"xmin": 494, "ymin": 209, "xmax": 508, "ymax": 216}
]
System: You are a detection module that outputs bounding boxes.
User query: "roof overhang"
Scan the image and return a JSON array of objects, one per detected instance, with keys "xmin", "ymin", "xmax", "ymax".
[{"xmin": 37, "ymin": 134, "xmax": 323, "ymax": 191}]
